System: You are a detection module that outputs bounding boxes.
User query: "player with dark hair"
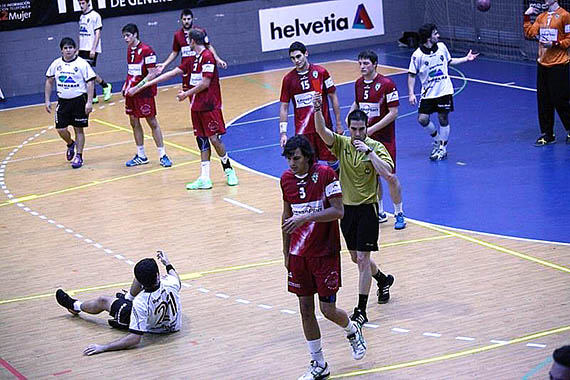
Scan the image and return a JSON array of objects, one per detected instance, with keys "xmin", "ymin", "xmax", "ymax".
[
  {"xmin": 45, "ymin": 37, "xmax": 95, "ymax": 169},
  {"xmin": 281, "ymin": 135, "xmax": 366, "ymax": 380},
  {"xmin": 121, "ymin": 23, "xmax": 172, "ymax": 168},
  {"xmin": 55, "ymin": 251, "xmax": 181, "ymax": 356},
  {"xmin": 314, "ymin": 94, "xmax": 395, "ymax": 327},
  {"xmin": 408, "ymin": 23, "xmax": 478, "ymax": 160},
  {"xmin": 524, "ymin": 0, "xmax": 570, "ymax": 146},
  {"xmin": 130, "ymin": 29, "xmax": 238, "ymax": 189},
  {"xmin": 77, "ymin": 0, "xmax": 112, "ymax": 103},
  {"xmin": 348, "ymin": 50, "xmax": 406, "ymax": 230},
  {"xmin": 279, "ymin": 41, "xmax": 343, "ymax": 172}
]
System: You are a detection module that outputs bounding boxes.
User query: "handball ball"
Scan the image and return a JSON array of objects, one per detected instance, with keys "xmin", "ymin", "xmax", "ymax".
[{"xmin": 476, "ymin": 0, "xmax": 491, "ymax": 11}]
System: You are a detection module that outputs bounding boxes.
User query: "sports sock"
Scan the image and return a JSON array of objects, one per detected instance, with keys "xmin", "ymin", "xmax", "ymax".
[
  {"xmin": 136, "ymin": 145, "xmax": 146, "ymax": 159},
  {"xmin": 372, "ymin": 269, "xmax": 387, "ymax": 284},
  {"xmin": 157, "ymin": 146, "xmax": 166, "ymax": 158},
  {"xmin": 439, "ymin": 125, "xmax": 450, "ymax": 152},
  {"xmin": 344, "ymin": 320, "xmax": 358, "ymax": 336},
  {"xmin": 394, "ymin": 202, "xmax": 403, "ymax": 215},
  {"xmin": 73, "ymin": 301, "xmax": 82, "ymax": 312},
  {"xmin": 307, "ymin": 339, "xmax": 326, "ymax": 367},
  {"xmin": 378, "ymin": 199, "xmax": 384, "ymax": 214},
  {"xmin": 200, "ymin": 161, "xmax": 210, "ymax": 179},
  {"xmin": 357, "ymin": 294, "xmax": 369, "ymax": 311},
  {"xmin": 425, "ymin": 121, "xmax": 438, "ymax": 141},
  {"xmin": 100, "ymin": 80, "xmax": 108, "ymax": 88},
  {"xmin": 220, "ymin": 154, "xmax": 232, "ymax": 170}
]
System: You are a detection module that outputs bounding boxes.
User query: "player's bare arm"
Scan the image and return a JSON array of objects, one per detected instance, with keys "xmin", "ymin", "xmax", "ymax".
[
  {"xmin": 157, "ymin": 250, "xmax": 180, "ymax": 283},
  {"xmin": 156, "ymin": 50, "xmax": 179, "ymax": 74},
  {"xmin": 407, "ymin": 73, "xmax": 417, "ymax": 105},
  {"xmin": 85, "ymin": 79, "xmax": 95, "ymax": 114},
  {"xmin": 450, "ymin": 50, "xmax": 479, "ymax": 65},
  {"xmin": 83, "ymin": 332, "xmax": 142, "ymax": 356},
  {"xmin": 328, "ymin": 91, "xmax": 344, "ymax": 134},
  {"xmin": 128, "ymin": 67, "xmax": 184, "ymax": 96},
  {"xmin": 177, "ymin": 75, "xmax": 211, "ymax": 102},
  {"xmin": 91, "ymin": 28, "xmax": 101, "ymax": 59},
  {"xmin": 281, "ymin": 201, "xmax": 292, "ymax": 269},
  {"xmin": 207, "ymin": 45, "xmax": 227, "ymax": 69},
  {"xmin": 313, "ymin": 94, "xmax": 334, "ymax": 146},
  {"xmin": 44, "ymin": 77, "xmax": 55, "ymax": 113},
  {"xmin": 367, "ymin": 106, "xmax": 398, "ymax": 135},
  {"xmin": 279, "ymin": 102, "xmax": 289, "ymax": 148},
  {"xmin": 356, "ymin": 141, "xmax": 394, "ymax": 181}
]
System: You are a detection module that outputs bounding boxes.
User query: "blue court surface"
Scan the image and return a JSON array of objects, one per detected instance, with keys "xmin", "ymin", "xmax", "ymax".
[{"xmin": 4, "ymin": 42, "xmax": 569, "ymax": 244}]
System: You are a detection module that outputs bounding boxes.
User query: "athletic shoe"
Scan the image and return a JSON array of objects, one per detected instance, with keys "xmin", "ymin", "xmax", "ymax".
[
  {"xmin": 103, "ymin": 83, "xmax": 113, "ymax": 102},
  {"xmin": 431, "ymin": 148, "xmax": 447, "ymax": 161},
  {"xmin": 297, "ymin": 360, "xmax": 330, "ymax": 380},
  {"xmin": 394, "ymin": 212, "xmax": 406, "ymax": 230},
  {"xmin": 534, "ymin": 135, "xmax": 556, "ymax": 146},
  {"xmin": 56, "ymin": 289, "xmax": 79, "ymax": 315},
  {"xmin": 377, "ymin": 274, "xmax": 395, "ymax": 304},
  {"xmin": 66, "ymin": 141, "xmax": 75, "ymax": 161},
  {"xmin": 224, "ymin": 168, "xmax": 239, "ymax": 186},
  {"xmin": 71, "ymin": 155, "xmax": 83, "ymax": 169},
  {"xmin": 186, "ymin": 177, "xmax": 213, "ymax": 190},
  {"xmin": 347, "ymin": 322, "xmax": 367, "ymax": 360},
  {"xmin": 429, "ymin": 142, "xmax": 439, "ymax": 160},
  {"xmin": 92, "ymin": 95, "xmax": 99, "ymax": 104},
  {"xmin": 159, "ymin": 155, "xmax": 172, "ymax": 167},
  {"xmin": 125, "ymin": 154, "xmax": 149, "ymax": 167},
  {"xmin": 350, "ymin": 307, "xmax": 368, "ymax": 327},
  {"xmin": 378, "ymin": 211, "xmax": 388, "ymax": 223}
]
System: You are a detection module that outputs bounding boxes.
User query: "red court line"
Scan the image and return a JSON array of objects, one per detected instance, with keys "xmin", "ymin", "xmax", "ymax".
[{"xmin": 0, "ymin": 357, "xmax": 27, "ymax": 380}]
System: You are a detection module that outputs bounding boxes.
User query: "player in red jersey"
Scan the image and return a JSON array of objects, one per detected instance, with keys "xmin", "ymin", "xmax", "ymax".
[
  {"xmin": 129, "ymin": 29, "xmax": 237, "ymax": 190},
  {"xmin": 156, "ymin": 8, "xmax": 227, "ymax": 89},
  {"xmin": 281, "ymin": 135, "xmax": 366, "ymax": 380},
  {"xmin": 121, "ymin": 24, "xmax": 172, "ymax": 168},
  {"xmin": 348, "ymin": 50, "xmax": 406, "ymax": 230},
  {"xmin": 279, "ymin": 41, "xmax": 343, "ymax": 171}
]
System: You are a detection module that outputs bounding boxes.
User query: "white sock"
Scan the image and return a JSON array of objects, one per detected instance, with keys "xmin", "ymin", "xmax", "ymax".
[
  {"xmin": 344, "ymin": 320, "xmax": 357, "ymax": 336},
  {"xmin": 439, "ymin": 125, "xmax": 450, "ymax": 152},
  {"xmin": 394, "ymin": 202, "xmax": 403, "ymax": 215},
  {"xmin": 157, "ymin": 146, "xmax": 166, "ymax": 158},
  {"xmin": 200, "ymin": 161, "xmax": 210, "ymax": 180},
  {"xmin": 136, "ymin": 145, "xmax": 146, "ymax": 158},
  {"xmin": 425, "ymin": 121, "xmax": 438, "ymax": 141},
  {"xmin": 73, "ymin": 301, "xmax": 82, "ymax": 312},
  {"xmin": 307, "ymin": 339, "xmax": 326, "ymax": 367},
  {"xmin": 378, "ymin": 199, "xmax": 384, "ymax": 214}
]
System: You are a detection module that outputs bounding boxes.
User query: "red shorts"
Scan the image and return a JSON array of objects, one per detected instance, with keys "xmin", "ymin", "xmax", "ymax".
[
  {"xmin": 302, "ymin": 132, "xmax": 337, "ymax": 162},
  {"xmin": 191, "ymin": 109, "xmax": 226, "ymax": 137},
  {"xmin": 125, "ymin": 95, "xmax": 156, "ymax": 118},
  {"xmin": 287, "ymin": 254, "xmax": 341, "ymax": 297}
]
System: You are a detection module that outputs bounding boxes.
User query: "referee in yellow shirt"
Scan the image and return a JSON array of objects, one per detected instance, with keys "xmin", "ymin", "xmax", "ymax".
[{"xmin": 314, "ymin": 94, "xmax": 395, "ymax": 326}]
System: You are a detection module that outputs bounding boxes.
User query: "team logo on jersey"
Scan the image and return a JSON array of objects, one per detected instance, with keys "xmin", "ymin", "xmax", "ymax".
[
  {"xmin": 375, "ymin": 82, "xmax": 381, "ymax": 91},
  {"xmin": 312, "ymin": 71, "xmax": 318, "ymax": 79},
  {"xmin": 440, "ymin": 55, "xmax": 444, "ymax": 61},
  {"xmin": 428, "ymin": 68, "xmax": 444, "ymax": 78},
  {"xmin": 364, "ymin": 167, "xmax": 371, "ymax": 174},
  {"xmin": 56, "ymin": 65, "xmax": 61, "ymax": 71},
  {"xmin": 74, "ymin": 67, "xmax": 78, "ymax": 72},
  {"xmin": 312, "ymin": 172, "xmax": 319, "ymax": 183},
  {"xmin": 425, "ymin": 61, "xmax": 429, "ymax": 66}
]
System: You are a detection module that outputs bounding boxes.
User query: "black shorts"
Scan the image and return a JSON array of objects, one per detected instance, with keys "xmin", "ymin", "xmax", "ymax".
[
  {"xmin": 340, "ymin": 203, "xmax": 379, "ymax": 252},
  {"xmin": 55, "ymin": 95, "xmax": 89, "ymax": 129},
  {"xmin": 78, "ymin": 50, "xmax": 98, "ymax": 67},
  {"xmin": 108, "ymin": 296, "xmax": 132, "ymax": 330},
  {"xmin": 418, "ymin": 94, "xmax": 454, "ymax": 115}
]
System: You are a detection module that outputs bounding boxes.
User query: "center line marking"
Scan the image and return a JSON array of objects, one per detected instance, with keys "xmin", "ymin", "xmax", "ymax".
[{"xmin": 223, "ymin": 198, "xmax": 263, "ymax": 214}]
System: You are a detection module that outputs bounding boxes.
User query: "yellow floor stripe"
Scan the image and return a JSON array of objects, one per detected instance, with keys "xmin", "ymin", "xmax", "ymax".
[
  {"xmin": 331, "ymin": 325, "xmax": 570, "ymax": 378},
  {"xmin": 0, "ymin": 125, "xmax": 52, "ymax": 136}
]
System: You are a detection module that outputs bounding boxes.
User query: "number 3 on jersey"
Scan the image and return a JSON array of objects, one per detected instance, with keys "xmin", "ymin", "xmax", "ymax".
[{"xmin": 299, "ymin": 186, "xmax": 306, "ymax": 199}]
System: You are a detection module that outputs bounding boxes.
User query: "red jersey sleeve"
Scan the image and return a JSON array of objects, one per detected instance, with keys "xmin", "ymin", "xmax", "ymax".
[
  {"xmin": 322, "ymin": 68, "xmax": 336, "ymax": 94},
  {"xmin": 201, "ymin": 51, "xmax": 216, "ymax": 79},
  {"xmin": 384, "ymin": 77, "xmax": 400, "ymax": 108},
  {"xmin": 322, "ymin": 167, "xmax": 342, "ymax": 200}
]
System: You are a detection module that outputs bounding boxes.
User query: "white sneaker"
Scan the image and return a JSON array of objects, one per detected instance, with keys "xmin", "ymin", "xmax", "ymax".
[
  {"xmin": 431, "ymin": 148, "xmax": 447, "ymax": 161},
  {"xmin": 298, "ymin": 360, "xmax": 330, "ymax": 380},
  {"xmin": 347, "ymin": 322, "xmax": 367, "ymax": 360},
  {"xmin": 429, "ymin": 142, "xmax": 439, "ymax": 160}
]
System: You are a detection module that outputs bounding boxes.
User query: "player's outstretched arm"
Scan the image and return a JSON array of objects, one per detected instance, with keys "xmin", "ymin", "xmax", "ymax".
[
  {"xmin": 84, "ymin": 333, "xmax": 142, "ymax": 356},
  {"xmin": 208, "ymin": 44, "xmax": 227, "ymax": 69},
  {"xmin": 313, "ymin": 94, "xmax": 334, "ymax": 146},
  {"xmin": 157, "ymin": 250, "xmax": 180, "ymax": 283},
  {"xmin": 450, "ymin": 50, "xmax": 479, "ymax": 65},
  {"xmin": 128, "ymin": 67, "xmax": 183, "ymax": 96},
  {"xmin": 157, "ymin": 50, "xmax": 179, "ymax": 74}
]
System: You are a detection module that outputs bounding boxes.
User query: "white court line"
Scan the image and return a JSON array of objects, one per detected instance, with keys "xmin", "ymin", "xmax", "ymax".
[
  {"xmin": 223, "ymin": 198, "xmax": 263, "ymax": 214},
  {"xmin": 392, "ymin": 328, "xmax": 410, "ymax": 333},
  {"xmin": 527, "ymin": 343, "xmax": 547, "ymax": 348},
  {"xmin": 423, "ymin": 332, "xmax": 442, "ymax": 338},
  {"xmin": 455, "ymin": 336, "xmax": 476, "ymax": 341},
  {"xmin": 490, "ymin": 340, "xmax": 509, "ymax": 345}
]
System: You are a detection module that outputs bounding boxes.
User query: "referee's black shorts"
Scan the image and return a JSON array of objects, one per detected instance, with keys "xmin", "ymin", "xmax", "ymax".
[
  {"xmin": 340, "ymin": 203, "xmax": 379, "ymax": 252},
  {"xmin": 418, "ymin": 94, "xmax": 454, "ymax": 114},
  {"xmin": 55, "ymin": 94, "xmax": 89, "ymax": 129}
]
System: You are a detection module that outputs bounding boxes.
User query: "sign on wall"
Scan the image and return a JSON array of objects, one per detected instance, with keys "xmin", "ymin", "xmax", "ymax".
[
  {"xmin": 0, "ymin": 0, "xmax": 246, "ymax": 31},
  {"xmin": 258, "ymin": 0, "xmax": 384, "ymax": 52}
]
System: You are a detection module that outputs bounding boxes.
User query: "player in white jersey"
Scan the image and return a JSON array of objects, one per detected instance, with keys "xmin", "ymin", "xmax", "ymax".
[
  {"xmin": 55, "ymin": 251, "xmax": 182, "ymax": 356},
  {"xmin": 407, "ymin": 23, "xmax": 478, "ymax": 160},
  {"xmin": 45, "ymin": 37, "xmax": 95, "ymax": 169},
  {"xmin": 78, "ymin": 0, "xmax": 112, "ymax": 103}
]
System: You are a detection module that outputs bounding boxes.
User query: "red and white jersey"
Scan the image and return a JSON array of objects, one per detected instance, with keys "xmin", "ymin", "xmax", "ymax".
[
  {"xmin": 129, "ymin": 274, "xmax": 182, "ymax": 334},
  {"xmin": 355, "ymin": 74, "xmax": 399, "ymax": 143},
  {"xmin": 172, "ymin": 26, "xmax": 208, "ymax": 66},
  {"xmin": 280, "ymin": 64, "xmax": 336, "ymax": 134},
  {"xmin": 123, "ymin": 41, "xmax": 157, "ymax": 98},
  {"xmin": 179, "ymin": 48, "xmax": 221, "ymax": 111},
  {"xmin": 281, "ymin": 164, "xmax": 342, "ymax": 258}
]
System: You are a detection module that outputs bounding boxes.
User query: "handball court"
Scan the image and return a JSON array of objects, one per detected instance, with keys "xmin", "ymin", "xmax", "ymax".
[{"xmin": 0, "ymin": 44, "xmax": 569, "ymax": 379}]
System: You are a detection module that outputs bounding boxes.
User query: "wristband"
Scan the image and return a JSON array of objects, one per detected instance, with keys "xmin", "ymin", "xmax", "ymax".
[
  {"xmin": 136, "ymin": 79, "xmax": 147, "ymax": 89},
  {"xmin": 166, "ymin": 264, "xmax": 175, "ymax": 272},
  {"xmin": 279, "ymin": 122, "xmax": 288, "ymax": 134}
]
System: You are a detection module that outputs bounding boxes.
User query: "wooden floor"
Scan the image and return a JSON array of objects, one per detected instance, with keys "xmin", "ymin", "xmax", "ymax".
[{"xmin": 0, "ymin": 62, "xmax": 569, "ymax": 379}]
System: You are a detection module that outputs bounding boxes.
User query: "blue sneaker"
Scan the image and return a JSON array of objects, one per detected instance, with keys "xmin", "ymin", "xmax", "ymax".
[
  {"xmin": 394, "ymin": 212, "xmax": 406, "ymax": 230},
  {"xmin": 159, "ymin": 155, "xmax": 172, "ymax": 167},
  {"xmin": 126, "ymin": 154, "xmax": 149, "ymax": 167}
]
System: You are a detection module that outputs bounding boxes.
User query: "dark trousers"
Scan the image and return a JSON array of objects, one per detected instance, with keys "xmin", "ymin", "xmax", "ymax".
[{"xmin": 537, "ymin": 63, "xmax": 570, "ymax": 137}]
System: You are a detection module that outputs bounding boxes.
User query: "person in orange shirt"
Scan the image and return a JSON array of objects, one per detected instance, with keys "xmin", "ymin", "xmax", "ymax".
[{"xmin": 524, "ymin": 0, "xmax": 570, "ymax": 146}]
